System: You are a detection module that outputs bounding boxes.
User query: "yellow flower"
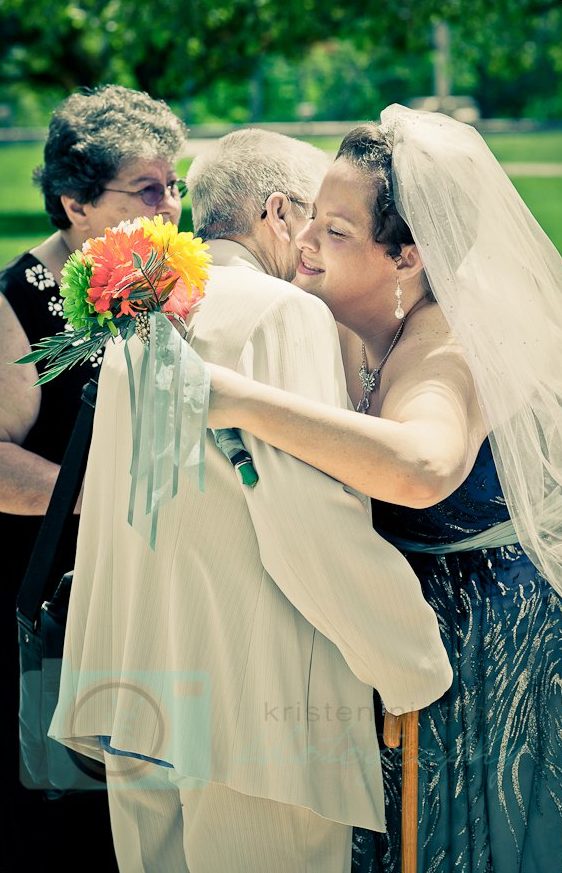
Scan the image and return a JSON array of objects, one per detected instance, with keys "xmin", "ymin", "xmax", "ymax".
[
  {"xmin": 141, "ymin": 215, "xmax": 211, "ymax": 294},
  {"xmin": 140, "ymin": 214, "xmax": 176, "ymax": 251}
]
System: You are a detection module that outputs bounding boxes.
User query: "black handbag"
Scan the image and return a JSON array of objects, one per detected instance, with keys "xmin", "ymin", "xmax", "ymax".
[{"xmin": 16, "ymin": 379, "xmax": 106, "ymax": 792}]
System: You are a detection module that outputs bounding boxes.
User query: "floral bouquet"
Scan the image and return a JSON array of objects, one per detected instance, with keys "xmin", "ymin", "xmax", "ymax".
[
  {"xmin": 20, "ymin": 215, "xmax": 209, "ymax": 383},
  {"xmin": 17, "ymin": 216, "xmax": 257, "ymax": 549}
]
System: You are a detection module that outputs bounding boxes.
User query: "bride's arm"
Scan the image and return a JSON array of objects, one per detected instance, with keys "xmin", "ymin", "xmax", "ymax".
[{"xmin": 209, "ymin": 327, "xmax": 485, "ymax": 508}]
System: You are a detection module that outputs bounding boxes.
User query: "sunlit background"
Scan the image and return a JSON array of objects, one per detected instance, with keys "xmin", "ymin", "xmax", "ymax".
[{"xmin": 1, "ymin": 1, "xmax": 561, "ymax": 263}]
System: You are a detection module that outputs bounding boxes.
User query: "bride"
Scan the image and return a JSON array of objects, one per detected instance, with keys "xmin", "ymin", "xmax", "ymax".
[{"xmin": 207, "ymin": 105, "xmax": 562, "ymax": 872}]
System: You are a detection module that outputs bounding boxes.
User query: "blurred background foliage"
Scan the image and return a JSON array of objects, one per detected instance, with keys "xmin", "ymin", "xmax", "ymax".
[
  {"xmin": 1, "ymin": 0, "xmax": 561, "ymax": 124},
  {"xmin": 0, "ymin": 0, "xmax": 560, "ymax": 263}
]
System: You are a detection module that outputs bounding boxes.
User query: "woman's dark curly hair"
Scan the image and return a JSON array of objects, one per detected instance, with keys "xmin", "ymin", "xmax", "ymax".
[
  {"xmin": 33, "ymin": 84, "xmax": 188, "ymax": 229},
  {"xmin": 336, "ymin": 123, "xmax": 434, "ymax": 299}
]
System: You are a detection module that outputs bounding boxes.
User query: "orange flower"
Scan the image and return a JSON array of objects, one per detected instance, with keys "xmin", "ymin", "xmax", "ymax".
[{"xmin": 86, "ymin": 224, "xmax": 154, "ymax": 314}]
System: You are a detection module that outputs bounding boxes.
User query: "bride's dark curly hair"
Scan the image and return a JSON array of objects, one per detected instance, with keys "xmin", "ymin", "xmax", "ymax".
[{"xmin": 336, "ymin": 123, "xmax": 434, "ymax": 300}]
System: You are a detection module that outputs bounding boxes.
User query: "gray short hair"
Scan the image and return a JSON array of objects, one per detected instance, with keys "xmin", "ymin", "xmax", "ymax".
[
  {"xmin": 34, "ymin": 85, "xmax": 188, "ymax": 229},
  {"xmin": 186, "ymin": 129, "xmax": 329, "ymax": 239}
]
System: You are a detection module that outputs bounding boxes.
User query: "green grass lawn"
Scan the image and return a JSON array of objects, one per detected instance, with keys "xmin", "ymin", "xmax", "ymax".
[
  {"xmin": 304, "ymin": 130, "xmax": 562, "ymax": 163},
  {"xmin": 0, "ymin": 235, "xmax": 45, "ymax": 267},
  {"xmin": 1, "ymin": 131, "xmax": 561, "ymax": 266},
  {"xmin": 511, "ymin": 177, "xmax": 562, "ymax": 244},
  {"xmin": 483, "ymin": 131, "xmax": 562, "ymax": 163},
  {"xmin": 0, "ymin": 143, "xmax": 44, "ymax": 212},
  {"xmin": 0, "ymin": 144, "xmax": 192, "ymax": 216}
]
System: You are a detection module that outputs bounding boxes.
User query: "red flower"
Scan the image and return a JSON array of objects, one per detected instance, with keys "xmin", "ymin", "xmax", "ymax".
[{"xmin": 162, "ymin": 278, "xmax": 191, "ymax": 319}]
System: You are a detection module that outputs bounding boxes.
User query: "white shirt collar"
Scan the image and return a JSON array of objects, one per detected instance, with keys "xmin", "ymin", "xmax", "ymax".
[{"xmin": 206, "ymin": 239, "xmax": 264, "ymax": 273}]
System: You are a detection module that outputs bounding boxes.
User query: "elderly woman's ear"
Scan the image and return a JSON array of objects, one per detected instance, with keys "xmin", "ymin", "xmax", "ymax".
[{"xmin": 60, "ymin": 195, "xmax": 89, "ymax": 233}]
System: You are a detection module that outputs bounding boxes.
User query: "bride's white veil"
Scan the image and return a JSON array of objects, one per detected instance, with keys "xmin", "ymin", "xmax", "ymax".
[{"xmin": 380, "ymin": 103, "xmax": 562, "ymax": 597}]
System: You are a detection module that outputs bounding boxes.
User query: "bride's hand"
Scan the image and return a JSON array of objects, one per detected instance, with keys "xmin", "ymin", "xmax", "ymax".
[{"xmin": 208, "ymin": 363, "xmax": 249, "ymax": 429}]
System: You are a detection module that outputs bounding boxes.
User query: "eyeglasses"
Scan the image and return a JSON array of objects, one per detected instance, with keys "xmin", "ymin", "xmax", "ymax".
[
  {"xmin": 288, "ymin": 197, "xmax": 314, "ymax": 214},
  {"xmin": 102, "ymin": 179, "xmax": 188, "ymax": 207},
  {"xmin": 260, "ymin": 194, "xmax": 314, "ymax": 220}
]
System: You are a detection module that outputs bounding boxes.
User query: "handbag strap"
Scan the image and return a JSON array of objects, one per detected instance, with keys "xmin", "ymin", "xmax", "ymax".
[{"xmin": 16, "ymin": 378, "xmax": 98, "ymax": 627}]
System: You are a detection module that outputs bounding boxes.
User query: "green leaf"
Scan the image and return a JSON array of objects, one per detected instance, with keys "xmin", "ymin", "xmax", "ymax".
[
  {"xmin": 15, "ymin": 349, "xmax": 50, "ymax": 364},
  {"xmin": 160, "ymin": 277, "xmax": 179, "ymax": 297},
  {"xmin": 145, "ymin": 248, "xmax": 159, "ymax": 271},
  {"xmin": 13, "ymin": 327, "xmax": 110, "ymax": 384},
  {"xmin": 35, "ymin": 365, "xmax": 71, "ymax": 386},
  {"xmin": 124, "ymin": 320, "xmax": 136, "ymax": 341}
]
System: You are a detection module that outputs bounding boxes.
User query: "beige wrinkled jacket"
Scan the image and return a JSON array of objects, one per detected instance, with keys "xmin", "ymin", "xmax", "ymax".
[{"xmin": 50, "ymin": 240, "xmax": 452, "ymax": 830}]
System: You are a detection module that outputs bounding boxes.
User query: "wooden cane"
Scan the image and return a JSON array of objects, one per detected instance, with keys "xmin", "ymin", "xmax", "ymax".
[{"xmin": 383, "ymin": 710, "xmax": 420, "ymax": 873}]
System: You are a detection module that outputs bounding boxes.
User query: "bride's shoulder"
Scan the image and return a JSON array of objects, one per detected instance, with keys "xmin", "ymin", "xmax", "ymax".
[
  {"xmin": 403, "ymin": 300, "xmax": 454, "ymax": 348},
  {"xmin": 388, "ymin": 300, "xmax": 470, "ymax": 385}
]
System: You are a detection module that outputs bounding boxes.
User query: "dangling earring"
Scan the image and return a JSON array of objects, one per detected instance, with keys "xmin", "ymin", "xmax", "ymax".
[{"xmin": 394, "ymin": 274, "xmax": 404, "ymax": 319}]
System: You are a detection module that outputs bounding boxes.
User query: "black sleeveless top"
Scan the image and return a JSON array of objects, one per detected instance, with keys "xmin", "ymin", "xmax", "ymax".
[{"xmin": 0, "ymin": 251, "xmax": 102, "ymax": 597}]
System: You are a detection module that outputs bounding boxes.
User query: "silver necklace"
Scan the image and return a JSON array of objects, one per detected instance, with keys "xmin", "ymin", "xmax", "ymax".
[{"xmin": 356, "ymin": 319, "xmax": 406, "ymax": 413}]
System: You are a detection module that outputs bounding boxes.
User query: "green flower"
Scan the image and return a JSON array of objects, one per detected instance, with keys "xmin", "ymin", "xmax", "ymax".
[
  {"xmin": 96, "ymin": 309, "xmax": 119, "ymax": 335},
  {"xmin": 60, "ymin": 253, "xmax": 94, "ymax": 331}
]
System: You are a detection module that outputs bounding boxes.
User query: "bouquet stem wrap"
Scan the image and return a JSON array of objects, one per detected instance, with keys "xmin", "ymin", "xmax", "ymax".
[
  {"xmin": 212, "ymin": 428, "xmax": 259, "ymax": 487},
  {"xmin": 124, "ymin": 312, "xmax": 210, "ymax": 549}
]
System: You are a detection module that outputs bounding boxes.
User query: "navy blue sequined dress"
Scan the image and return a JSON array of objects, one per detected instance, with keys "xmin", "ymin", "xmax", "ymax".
[{"xmin": 353, "ymin": 439, "xmax": 562, "ymax": 873}]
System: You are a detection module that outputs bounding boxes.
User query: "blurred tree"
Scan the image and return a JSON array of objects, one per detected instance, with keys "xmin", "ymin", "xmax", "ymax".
[
  {"xmin": 258, "ymin": 41, "xmax": 434, "ymax": 122},
  {"xmin": 0, "ymin": 0, "xmax": 560, "ymax": 119},
  {"xmin": 448, "ymin": 3, "xmax": 562, "ymax": 118}
]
